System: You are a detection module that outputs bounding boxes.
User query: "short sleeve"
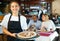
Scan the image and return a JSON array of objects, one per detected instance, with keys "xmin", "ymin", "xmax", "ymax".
[
  {"xmin": 20, "ymin": 16, "xmax": 28, "ymax": 30},
  {"xmin": 1, "ymin": 14, "xmax": 11, "ymax": 28}
]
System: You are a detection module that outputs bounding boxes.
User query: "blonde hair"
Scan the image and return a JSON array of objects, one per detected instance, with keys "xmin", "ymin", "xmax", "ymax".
[{"xmin": 4, "ymin": 4, "xmax": 10, "ymax": 14}]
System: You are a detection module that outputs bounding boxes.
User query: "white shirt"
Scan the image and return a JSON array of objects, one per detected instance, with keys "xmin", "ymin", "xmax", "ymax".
[
  {"xmin": 1, "ymin": 13, "xmax": 28, "ymax": 30},
  {"xmin": 41, "ymin": 20, "xmax": 56, "ymax": 31}
]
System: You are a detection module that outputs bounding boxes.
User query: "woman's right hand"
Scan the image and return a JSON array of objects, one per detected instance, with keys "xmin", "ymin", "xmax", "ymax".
[{"xmin": 40, "ymin": 26, "xmax": 47, "ymax": 32}]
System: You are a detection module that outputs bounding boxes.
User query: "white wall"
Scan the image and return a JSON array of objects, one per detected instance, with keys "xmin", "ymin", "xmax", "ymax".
[{"xmin": 52, "ymin": 0, "xmax": 60, "ymax": 15}]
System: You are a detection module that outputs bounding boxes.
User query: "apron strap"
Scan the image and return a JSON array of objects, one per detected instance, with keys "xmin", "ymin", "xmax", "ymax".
[{"xmin": 9, "ymin": 14, "xmax": 12, "ymax": 22}]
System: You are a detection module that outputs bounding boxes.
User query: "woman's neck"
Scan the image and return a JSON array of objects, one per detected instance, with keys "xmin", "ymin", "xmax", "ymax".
[
  {"xmin": 12, "ymin": 12, "xmax": 18, "ymax": 16},
  {"xmin": 44, "ymin": 19, "xmax": 49, "ymax": 22}
]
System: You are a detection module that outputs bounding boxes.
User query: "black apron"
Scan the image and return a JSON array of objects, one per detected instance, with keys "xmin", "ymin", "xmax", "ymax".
[{"xmin": 7, "ymin": 14, "xmax": 24, "ymax": 41}]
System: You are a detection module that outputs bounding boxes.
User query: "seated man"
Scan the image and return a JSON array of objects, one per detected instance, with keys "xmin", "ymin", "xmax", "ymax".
[{"xmin": 28, "ymin": 15, "xmax": 41, "ymax": 31}]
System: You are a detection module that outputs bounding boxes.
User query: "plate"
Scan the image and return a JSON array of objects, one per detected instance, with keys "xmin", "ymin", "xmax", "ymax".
[{"xmin": 17, "ymin": 31, "xmax": 36, "ymax": 39}]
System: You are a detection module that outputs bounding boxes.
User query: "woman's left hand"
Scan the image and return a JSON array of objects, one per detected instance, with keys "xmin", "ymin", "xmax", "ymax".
[{"xmin": 12, "ymin": 33, "xmax": 16, "ymax": 37}]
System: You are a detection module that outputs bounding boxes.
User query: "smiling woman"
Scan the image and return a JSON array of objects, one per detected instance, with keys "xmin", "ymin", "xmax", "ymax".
[
  {"xmin": 4, "ymin": 1, "xmax": 21, "ymax": 14},
  {"xmin": 1, "ymin": 1, "xmax": 28, "ymax": 41},
  {"xmin": 40, "ymin": 14, "xmax": 56, "ymax": 32}
]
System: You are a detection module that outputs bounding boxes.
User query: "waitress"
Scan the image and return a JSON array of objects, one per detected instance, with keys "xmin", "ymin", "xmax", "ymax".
[{"xmin": 1, "ymin": 1, "xmax": 28, "ymax": 41}]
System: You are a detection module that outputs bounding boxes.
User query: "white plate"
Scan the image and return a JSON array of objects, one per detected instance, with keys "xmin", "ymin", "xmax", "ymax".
[{"xmin": 17, "ymin": 31, "xmax": 36, "ymax": 39}]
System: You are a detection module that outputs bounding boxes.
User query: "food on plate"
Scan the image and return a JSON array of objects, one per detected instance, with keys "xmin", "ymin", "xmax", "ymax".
[{"xmin": 17, "ymin": 31, "xmax": 36, "ymax": 38}]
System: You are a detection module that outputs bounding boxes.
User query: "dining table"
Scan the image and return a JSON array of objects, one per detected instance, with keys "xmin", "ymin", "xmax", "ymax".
[
  {"xmin": 33, "ymin": 24, "xmax": 60, "ymax": 41},
  {"xmin": 34, "ymin": 31, "xmax": 58, "ymax": 41},
  {"xmin": 0, "ymin": 23, "xmax": 59, "ymax": 41},
  {"xmin": 16, "ymin": 31, "xmax": 58, "ymax": 41}
]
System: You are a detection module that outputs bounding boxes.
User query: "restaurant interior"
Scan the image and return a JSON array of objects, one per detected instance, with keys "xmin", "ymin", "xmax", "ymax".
[{"xmin": 0, "ymin": 0, "xmax": 60, "ymax": 41}]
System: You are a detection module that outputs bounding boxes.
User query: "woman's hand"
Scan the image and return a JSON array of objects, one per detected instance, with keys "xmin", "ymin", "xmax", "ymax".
[
  {"xmin": 50, "ymin": 28, "xmax": 54, "ymax": 32},
  {"xmin": 2, "ymin": 27, "xmax": 17, "ymax": 38},
  {"xmin": 11, "ymin": 33, "xmax": 16, "ymax": 38},
  {"xmin": 40, "ymin": 26, "xmax": 47, "ymax": 32}
]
